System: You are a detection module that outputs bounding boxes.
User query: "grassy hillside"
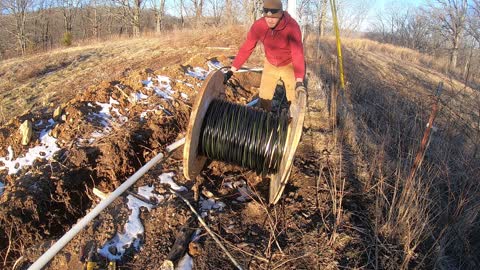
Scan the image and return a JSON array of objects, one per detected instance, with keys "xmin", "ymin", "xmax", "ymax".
[
  {"xmin": 309, "ymin": 36, "xmax": 479, "ymax": 268},
  {"xmin": 0, "ymin": 27, "xmax": 252, "ymax": 125}
]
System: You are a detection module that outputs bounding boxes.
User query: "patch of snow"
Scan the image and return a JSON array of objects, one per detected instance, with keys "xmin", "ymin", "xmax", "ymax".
[
  {"xmin": 176, "ymin": 254, "xmax": 193, "ymax": 270},
  {"xmin": 0, "ymin": 181, "xmax": 4, "ymax": 196},
  {"xmin": 142, "ymin": 78, "xmax": 154, "ymax": 88},
  {"xmin": 131, "ymin": 92, "xmax": 149, "ymax": 103},
  {"xmin": 223, "ymin": 180, "xmax": 252, "ymax": 202},
  {"xmin": 207, "ymin": 60, "xmax": 224, "ymax": 71},
  {"xmin": 200, "ymin": 198, "xmax": 226, "ymax": 212},
  {"xmin": 138, "ymin": 185, "xmax": 165, "ymax": 203},
  {"xmin": 175, "ymin": 80, "xmax": 194, "ymax": 88},
  {"xmin": 143, "ymin": 75, "xmax": 176, "ymax": 100},
  {"xmin": 98, "ymin": 194, "xmax": 154, "ymax": 260},
  {"xmin": 159, "ymin": 172, "xmax": 187, "ymax": 192},
  {"xmin": 88, "ymin": 97, "xmax": 127, "ymax": 138},
  {"xmin": 0, "ymin": 128, "xmax": 60, "ymax": 175},
  {"xmin": 140, "ymin": 105, "xmax": 170, "ymax": 121},
  {"xmin": 99, "ymin": 175, "xmax": 187, "ymax": 261},
  {"xmin": 199, "ymin": 197, "xmax": 226, "ymax": 218},
  {"xmin": 47, "ymin": 118, "xmax": 55, "ymax": 127},
  {"xmin": 186, "ymin": 67, "xmax": 209, "ymax": 81},
  {"xmin": 180, "ymin": 93, "xmax": 189, "ymax": 100}
]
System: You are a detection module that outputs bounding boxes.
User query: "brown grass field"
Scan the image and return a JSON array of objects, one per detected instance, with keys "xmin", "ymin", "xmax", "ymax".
[{"xmin": 0, "ymin": 27, "xmax": 479, "ymax": 269}]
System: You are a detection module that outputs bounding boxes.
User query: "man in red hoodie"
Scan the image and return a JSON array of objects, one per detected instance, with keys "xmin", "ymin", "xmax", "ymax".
[{"xmin": 225, "ymin": 0, "xmax": 306, "ymax": 110}]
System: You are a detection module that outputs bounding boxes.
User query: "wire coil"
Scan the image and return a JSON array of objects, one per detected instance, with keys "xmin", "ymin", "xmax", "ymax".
[{"xmin": 199, "ymin": 99, "xmax": 288, "ymax": 176}]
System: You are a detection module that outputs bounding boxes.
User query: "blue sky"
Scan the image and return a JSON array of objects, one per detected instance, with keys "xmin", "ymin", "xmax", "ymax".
[{"xmin": 373, "ymin": 0, "xmax": 428, "ymax": 9}]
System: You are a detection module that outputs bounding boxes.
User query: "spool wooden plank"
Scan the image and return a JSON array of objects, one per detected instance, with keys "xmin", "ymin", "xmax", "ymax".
[
  {"xmin": 269, "ymin": 90, "xmax": 307, "ymax": 204},
  {"xmin": 184, "ymin": 70, "xmax": 225, "ymax": 180}
]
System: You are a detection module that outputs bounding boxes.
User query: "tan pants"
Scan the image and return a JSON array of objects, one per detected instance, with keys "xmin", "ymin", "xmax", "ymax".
[{"xmin": 259, "ymin": 59, "xmax": 296, "ymax": 110}]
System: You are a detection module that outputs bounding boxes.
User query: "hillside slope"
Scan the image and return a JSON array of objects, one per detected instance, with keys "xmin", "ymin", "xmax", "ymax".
[{"xmin": 0, "ymin": 30, "xmax": 478, "ymax": 269}]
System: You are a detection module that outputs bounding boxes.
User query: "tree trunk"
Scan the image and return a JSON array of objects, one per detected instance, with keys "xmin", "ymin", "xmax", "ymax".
[
  {"xmin": 319, "ymin": 0, "xmax": 328, "ymax": 37},
  {"xmin": 450, "ymin": 34, "xmax": 460, "ymax": 70},
  {"xmin": 93, "ymin": 5, "xmax": 99, "ymax": 39},
  {"xmin": 132, "ymin": 0, "xmax": 141, "ymax": 37},
  {"xmin": 226, "ymin": 0, "xmax": 233, "ymax": 25},
  {"xmin": 155, "ymin": 0, "xmax": 166, "ymax": 33}
]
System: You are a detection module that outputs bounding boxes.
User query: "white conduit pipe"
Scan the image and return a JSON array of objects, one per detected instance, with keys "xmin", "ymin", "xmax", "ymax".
[{"xmin": 28, "ymin": 139, "xmax": 186, "ymax": 270}]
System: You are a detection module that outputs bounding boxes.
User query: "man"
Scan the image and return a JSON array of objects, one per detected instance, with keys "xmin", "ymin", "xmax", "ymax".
[{"xmin": 225, "ymin": 0, "xmax": 306, "ymax": 110}]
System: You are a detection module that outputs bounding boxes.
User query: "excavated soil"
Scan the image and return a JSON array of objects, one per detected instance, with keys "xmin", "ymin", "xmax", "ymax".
[{"xmin": 0, "ymin": 46, "xmax": 355, "ymax": 269}]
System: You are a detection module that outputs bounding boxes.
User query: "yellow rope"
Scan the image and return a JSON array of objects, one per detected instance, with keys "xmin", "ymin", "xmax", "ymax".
[{"xmin": 329, "ymin": 0, "xmax": 345, "ymax": 89}]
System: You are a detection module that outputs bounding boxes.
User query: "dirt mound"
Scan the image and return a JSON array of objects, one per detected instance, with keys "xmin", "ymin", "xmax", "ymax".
[{"xmin": 0, "ymin": 56, "xmax": 273, "ymax": 269}]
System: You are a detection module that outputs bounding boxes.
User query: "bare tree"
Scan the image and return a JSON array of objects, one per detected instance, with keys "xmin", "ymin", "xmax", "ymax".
[
  {"xmin": 115, "ymin": 0, "xmax": 144, "ymax": 37},
  {"xmin": 206, "ymin": 0, "xmax": 225, "ymax": 25},
  {"xmin": 87, "ymin": 0, "xmax": 101, "ymax": 39},
  {"xmin": 189, "ymin": 0, "xmax": 204, "ymax": 26},
  {"xmin": 468, "ymin": 0, "xmax": 480, "ymax": 44},
  {"xmin": 335, "ymin": 0, "xmax": 373, "ymax": 36},
  {"xmin": 175, "ymin": 0, "xmax": 185, "ymax": 28},
  {"xmin": 58, "ymin": 0, "xmax": 81, "ymax": 35},
  {"xmin": 318, "ymin": 0, "xmax": 328, "ymax": 37},
  {"xmin": 2, "ymin": 0, "xmax": 33, "ymax": 54},
  {"xmin": 225, "ymin": 0, "xmax": 233, "ymax": 24},
  {"xmin": 152, "ymin": 0, "xmax": 166, "ymax": 32},
  {"xmin": 428, "ymin": 0, "xmax": 468, "ymax": 69}
]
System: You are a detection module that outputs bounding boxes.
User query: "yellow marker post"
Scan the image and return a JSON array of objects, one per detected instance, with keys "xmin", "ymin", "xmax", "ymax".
[{"xmin": 329, "ymin": 0, "xmax": 345, "ymax": 89}]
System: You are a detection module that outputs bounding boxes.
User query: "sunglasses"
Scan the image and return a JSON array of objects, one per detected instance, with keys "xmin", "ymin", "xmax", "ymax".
[{"xmin": 263, "ymin": 8, "xmax": 281, "ymax": 15}]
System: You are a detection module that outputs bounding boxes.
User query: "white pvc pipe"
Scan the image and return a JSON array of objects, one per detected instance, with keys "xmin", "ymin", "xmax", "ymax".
[
  {"xmin": 166, "ymin": 137, "xmax": 186, "ymax": 153},
  {"xmin": 29, "ymin": 139, "xmax": 186, "ymax": 270}
]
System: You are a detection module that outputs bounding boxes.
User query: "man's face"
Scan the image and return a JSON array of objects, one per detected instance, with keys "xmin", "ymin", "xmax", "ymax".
[{"xmin": 265, "ymin": 16, "xmax": 281, "ymax": 29}]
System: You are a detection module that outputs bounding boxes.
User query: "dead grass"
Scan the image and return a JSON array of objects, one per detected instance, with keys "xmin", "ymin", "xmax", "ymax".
[
  {"xmin": 0, "ymin": 25, "xmax": 251, "ymax": 125},
  {"xmin": 308, "ymin": 35, "xmax": 480, "ymax": 269}
]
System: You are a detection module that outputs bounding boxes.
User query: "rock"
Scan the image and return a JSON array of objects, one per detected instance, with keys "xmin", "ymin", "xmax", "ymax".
[
  {"xmin": 50, "ymin": 127, "xmax": 59, "ymax": 138},
  {"xmin": 53, "ymin": 106, "xmax": 63, "ymax": 121},
  {"xmin": 19, "ymin": 120, "xmax": 33, "ymax": 146},
  {"xmin": 61, "ymin": 114, "xmax": 67, "ymax": 122}
]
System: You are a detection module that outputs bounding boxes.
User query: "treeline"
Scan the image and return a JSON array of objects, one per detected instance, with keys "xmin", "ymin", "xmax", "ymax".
[
  {"xmin": 1, "ymin": 0, "xmax": 479, "ymax": 78},
  {"xmin": 367, "ymin": 0, "xmax": 480, "ymax": 73},
  {"xmin": 0, "ymin": 0, "xmax": 264, "ymax": 59}
]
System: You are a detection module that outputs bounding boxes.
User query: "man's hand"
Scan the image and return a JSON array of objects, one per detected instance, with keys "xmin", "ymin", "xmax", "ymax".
[
  {"xmin": 295, "ymin": 81, "xmax": 307, "ymax": 99},
  {"xmin": 295, "ymin": 81, "xmax": 306, "ymax": 92},
  {"xmin": 224, "ymin": 70, "xmax": 234, "ymax": 84}
]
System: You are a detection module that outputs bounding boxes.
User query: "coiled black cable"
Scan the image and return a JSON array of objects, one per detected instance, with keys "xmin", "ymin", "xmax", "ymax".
[{"xmin": 199, "ymin": 99, "xmax": 288, "ymax": 176}]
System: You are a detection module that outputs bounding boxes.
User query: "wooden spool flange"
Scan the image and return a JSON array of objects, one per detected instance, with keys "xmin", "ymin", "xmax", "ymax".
[{"xmin": 183, "ymin": 70, "xmax": 306, "ymax": 205}]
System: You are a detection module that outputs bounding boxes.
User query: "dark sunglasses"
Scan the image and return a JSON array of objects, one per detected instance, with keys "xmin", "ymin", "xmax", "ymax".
[{"xmin": 263, "ymin": 8, "xmax": 281, "ymax": 14}]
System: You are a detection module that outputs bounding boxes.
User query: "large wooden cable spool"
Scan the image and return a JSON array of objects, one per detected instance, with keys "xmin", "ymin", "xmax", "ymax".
[{"xmin": 183, "ymin": 70, "xmax": 306, "ymax": 204}]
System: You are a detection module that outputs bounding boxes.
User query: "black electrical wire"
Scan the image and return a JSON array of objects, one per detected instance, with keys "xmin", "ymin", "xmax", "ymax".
[{"xmin": 199, "ymin": 99, "xmax": 288, "ymax": 176}]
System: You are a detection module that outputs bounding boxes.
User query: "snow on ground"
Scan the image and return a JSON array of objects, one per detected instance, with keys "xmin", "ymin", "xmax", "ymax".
[
  {"xmin": 159, "ymin": 172, "xmax": 187, "ymax": 192},
  {"xmin": 186, "ymin": 67, "xmax": 209, "ymax": 81},
  {"xmin": 223, "ymin": 180, "xmax": 253, "ymax": 202},
  {"xmin": 99, "ymin": 184, "xmax": 166, "ymax": 260},
  {"xmin": 176, "ymin": 254, "xmax": 193, "ymax": 270},
  {"xmin": 143, "ymin": 75, "xmax": 175, "ymax": 100},
  {"xmin": 185, "ymin": 60, "xmax": 224, "ymax": 80},
  {"xmin": 96, "ymin": 170, "xmax": 244, "ymax": 269},
  {"xmin": 0, "ymin": 125, "xmax": 60, "ymax": 175},
  {"xmin": 98, "ymin": 173, "xmax": 186, "ymax": 261},
  {"xmin": 81, "ymin": 97, "xmax": 128, "ymax": 145}
]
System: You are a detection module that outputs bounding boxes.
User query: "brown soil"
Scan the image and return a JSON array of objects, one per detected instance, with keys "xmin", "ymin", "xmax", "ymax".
[
  {"xmin": 2, "ymin": 29, "xmax": 460, "ymax": 270},
  {"xmin": 1, "ymin": 52, "xmax": 302, "ymax": 269}
]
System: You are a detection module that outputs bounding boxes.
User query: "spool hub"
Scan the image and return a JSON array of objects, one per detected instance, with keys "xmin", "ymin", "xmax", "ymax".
[{"xmin": 183, "ymin": 70, "xmax": 306, "ymax": 204}]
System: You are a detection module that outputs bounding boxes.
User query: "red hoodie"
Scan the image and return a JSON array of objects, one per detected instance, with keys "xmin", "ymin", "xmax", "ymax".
[{"xmin": 232, "ymin": 12, "xmax": 305, "ymax": 80}]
